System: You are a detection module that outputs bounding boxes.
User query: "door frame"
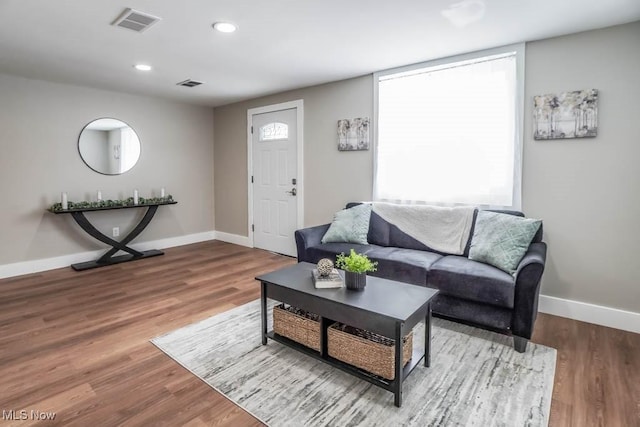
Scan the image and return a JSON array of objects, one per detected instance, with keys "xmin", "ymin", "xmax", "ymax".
[{"xmin": 247, "ymin": 99, "xmax": 304, "ymax": 251}]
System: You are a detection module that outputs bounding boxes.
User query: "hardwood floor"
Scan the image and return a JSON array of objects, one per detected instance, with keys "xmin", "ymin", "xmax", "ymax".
[
  {"xmin": 532, "ymin": 313, "xmax": 640, "ymax": 426},
  {"xmin": 0, "ymin": 241, "xmax": 637, "ymax": 426}
]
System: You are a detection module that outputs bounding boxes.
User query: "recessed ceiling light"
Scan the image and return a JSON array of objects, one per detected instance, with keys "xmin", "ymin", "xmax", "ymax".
[
  {"xmin": 134, "ymin": 64, "xmax": 152, "ymax": 71},
  {"xmin": 213, "ymin": 22, "xmax": 237, "ymax": 33}
]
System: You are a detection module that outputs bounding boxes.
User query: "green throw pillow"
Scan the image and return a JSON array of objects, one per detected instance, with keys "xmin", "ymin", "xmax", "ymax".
[
  {"xmin": 469, "ymin": 211, "xmax": 541, "ymax": 274},
  {"xmin": 321, "ymin": 203, "xmax": 372, "ymax": 245}
]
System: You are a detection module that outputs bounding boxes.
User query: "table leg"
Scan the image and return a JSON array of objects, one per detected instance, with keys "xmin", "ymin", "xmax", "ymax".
[
  {"xmin": 320, "ymin": 317, "xmax": 330, "ymax": 357},
  {"xmin": 69, "ymin": 208, "xmax": 164, "ymax": 270},
  {"xmin": 70, "ymin": 210, "xmax": 155, "ymax": 260},
  {"xmin": 394, "ymin": 321, "xmax": 403, "ymax": 407},
  {"xmin": 98, "ymin": 205, "xmax": 159, "ymax": 261},
  {"xmin": 261, "ymin": 282, "xmax": 267, "ymax": 345},
  {"xmin": 425, "ymin": 302, "xmax": 431, "ymax": 367}
]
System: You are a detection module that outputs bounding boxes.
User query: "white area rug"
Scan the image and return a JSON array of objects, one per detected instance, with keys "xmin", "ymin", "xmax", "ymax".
[{"xmin": 152, "ymin": 300, "xmax": 556, "ymax": 426}]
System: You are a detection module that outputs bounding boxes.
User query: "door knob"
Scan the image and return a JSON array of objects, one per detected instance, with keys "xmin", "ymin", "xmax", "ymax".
[{"xmin": 286, "ymin": 188, "xmax": 297, "ymax": 196}]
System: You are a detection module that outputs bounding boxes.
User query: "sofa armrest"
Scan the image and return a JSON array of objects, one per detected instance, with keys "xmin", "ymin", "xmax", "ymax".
[
  {"xmin": 294, "ymin": 224, "xmax": 330, "ymax": 262},
  {"xmin": 511, "ymin": 242, "xmax": 547, "ymax": 339}
]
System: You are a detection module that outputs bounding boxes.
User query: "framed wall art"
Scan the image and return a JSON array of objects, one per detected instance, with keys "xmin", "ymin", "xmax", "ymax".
[
  {"xmin": 337, "ymin": 117, "xmax": 370, "ymax": 151},
  {"xmin": 533, "ymin": 89, "xmax": 598, "ymax": 140}
]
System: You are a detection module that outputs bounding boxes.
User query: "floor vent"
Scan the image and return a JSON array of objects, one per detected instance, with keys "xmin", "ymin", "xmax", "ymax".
[
  {"xmin": 112, "ymin": 8, "xmax": 161, "ymax": 33},
  {"xmin": 177, "ymin": 79, "xmax": 204, "ymax": 88}
]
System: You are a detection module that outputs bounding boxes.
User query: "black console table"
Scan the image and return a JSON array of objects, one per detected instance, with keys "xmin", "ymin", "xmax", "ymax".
[{"xmin": 51, "ymin": 201, "xmax": 177, "ymax": 271}]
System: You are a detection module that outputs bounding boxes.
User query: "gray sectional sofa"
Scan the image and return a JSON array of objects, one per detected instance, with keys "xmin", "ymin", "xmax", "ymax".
[{"xmin": 295, "ymin": 203, "xmax": 547, "ymax": 352}]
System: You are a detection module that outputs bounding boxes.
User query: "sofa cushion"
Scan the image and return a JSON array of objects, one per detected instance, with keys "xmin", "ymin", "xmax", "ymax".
[
  {"xmin": 388, "ymin": 225, "xmax": 434, "ymax": 252},
  {"xmin": 305, "ymin": 243, "xmax": 376, "ymax": 264},
  {"xmin": 367, "ymin": 247, "xmax": 441, "ymax": 286},
  {"xmin": 469, "ymin": 211, "xmax": 542, "ymax": 274},
  {"xmin": 368, "ymin": 211, "xmax": 391, "ymax": 247},
  {"xmin": 366, "ymin": 210, "xmax": 436, "ymax": 251},
  {"xmin": 347, "ymin": 203, "xmax": 390, "ymax": 247},
  {"xmin": 428, "ymin": 256, "xmax": 515, "ymax": 308},
  {"xmin": 322, "ymin": 203, "xmax": 372, "ymax": 245},
  {"xmin": 348, "ymin": 203, "xmax": 440, "ymax": 252}
]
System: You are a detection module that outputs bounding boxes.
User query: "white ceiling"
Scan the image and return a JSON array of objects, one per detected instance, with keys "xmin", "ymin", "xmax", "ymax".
[{"xmin": 1, "ymin": 1, "xmax": 638, "ymax": 107}]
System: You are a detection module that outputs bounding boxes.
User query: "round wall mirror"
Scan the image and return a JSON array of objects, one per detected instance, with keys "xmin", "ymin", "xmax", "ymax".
[{"xmin": 78, "ymin": 118, "xmax": 141, "ymax": 175}]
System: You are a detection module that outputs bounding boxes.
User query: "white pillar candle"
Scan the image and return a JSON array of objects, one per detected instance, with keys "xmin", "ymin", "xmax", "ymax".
[
  {"xmin": 133, "ymin": 189, "xmax": 139, "ymax": 205},
  {"xmin": 97, "ymin": 190, "xmax": 102, "ymax": 201},
  {"xmin": 61, "ymin": 192, "xmax": 68, "ymax": 210},
  {"xmin": 160, "ymin": 187, "xmax": 165, "ymax": 198}
]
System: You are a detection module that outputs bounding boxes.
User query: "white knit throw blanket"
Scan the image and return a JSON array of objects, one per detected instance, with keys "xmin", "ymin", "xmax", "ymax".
[{"xmin": 372, "ymin": 203, "xmax": 475, "ymax": 255}]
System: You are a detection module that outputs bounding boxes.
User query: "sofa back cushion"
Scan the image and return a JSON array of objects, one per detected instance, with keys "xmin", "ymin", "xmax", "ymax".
[
  {"xmin": 368, "ymin": 211, "xmax": 391, "ymax": 247},
  {"xmin": 347, "ymin": 203, "xmax": 389, "ymax": 247},
  {"xmin": 346, "ymin": 203, "xmax": 543, "ymax": 257},
  {"xmin": 346, "ymin": 202, "xmax": 442, "ymax": 253},
  {"xmin": 388, "ymin": 224, "xmax": 437, "ymax": 252}
]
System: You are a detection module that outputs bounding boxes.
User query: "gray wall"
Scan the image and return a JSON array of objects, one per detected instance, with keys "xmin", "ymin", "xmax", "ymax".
[
  {"xmin": 213, "ymin": 21, "xmax": 640, "ymax": 313},
  {"xmin": 214, "ymin": 76, "xmax": 373, "ymax": 235},
  {"xmin": 523, "ymin": 22, "xmax": 640, "ymax": 313},
  {"xmin": 0, "ymin": 73, "xmax": 215, "ymax": 265}
]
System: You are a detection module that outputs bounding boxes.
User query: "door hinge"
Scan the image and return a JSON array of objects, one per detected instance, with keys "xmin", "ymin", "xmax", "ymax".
[
  {"xmin": 252, "ymin": 224, "xmax": 255, "ymax": 232},
  {"xmin": 251, "ymin": 175, "xmax": 254, "ymax": 183},
  {"xmin": 251, "ymin": 126, "xmax": 253, "ymax": 134}
]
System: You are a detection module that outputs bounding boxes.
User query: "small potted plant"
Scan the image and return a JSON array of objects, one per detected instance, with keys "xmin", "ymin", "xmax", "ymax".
[{"xmin": 335, "ymin": 249, "xmax": 378, "ymax": 291}]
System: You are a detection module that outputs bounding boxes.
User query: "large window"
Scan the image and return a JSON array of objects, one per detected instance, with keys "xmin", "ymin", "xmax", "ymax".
[{"xmin": 374, "ymin": 45, "xmax": 524, "ymax": 209}]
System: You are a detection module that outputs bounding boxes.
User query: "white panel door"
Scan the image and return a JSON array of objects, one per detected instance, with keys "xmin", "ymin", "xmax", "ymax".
[{"xmin": 252, "ymin": 108, "xmax": 297, "ymax": 256}]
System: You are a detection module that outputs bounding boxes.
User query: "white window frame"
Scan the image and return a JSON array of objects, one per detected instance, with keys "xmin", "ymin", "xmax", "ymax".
[{"xmin": 372, "ymin": 43, "xmax": 525, "ymax": 210}]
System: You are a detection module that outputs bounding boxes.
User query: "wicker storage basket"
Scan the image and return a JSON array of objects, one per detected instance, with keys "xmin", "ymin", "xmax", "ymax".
[
  {"xmin": 327, "ymin": 323, "xmax": 413, "ymax": 380},
  {"xmin": 273, "ymin": 304, "xmax": 321, "ymax": 352}
]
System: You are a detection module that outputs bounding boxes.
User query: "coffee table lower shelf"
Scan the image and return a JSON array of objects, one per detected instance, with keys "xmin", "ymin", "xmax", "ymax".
[{"xmin": 266, "ymin": 330, "xmax": 425, "ymax": 395}]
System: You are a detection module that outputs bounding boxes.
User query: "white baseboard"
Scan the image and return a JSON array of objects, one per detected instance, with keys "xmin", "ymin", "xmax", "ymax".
[
  {"xmin": 133, "ymin": 231, "xmax": 216, "ymax": 252},
  {"xmin": 213, "ymin": 231, "xmax": 252, "ymax": 248},
  {"xmin": 0, "ymin": 231, "xmax": 216, "ymax": 280},
  {"xmin": 538, "ymin": 294, "xmax": 640, "ymax": 334}
]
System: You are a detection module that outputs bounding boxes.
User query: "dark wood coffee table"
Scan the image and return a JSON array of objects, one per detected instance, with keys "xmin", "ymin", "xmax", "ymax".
[{"xmin": 255, "ymin": 262, "xmax": 438, "ymax": 407}]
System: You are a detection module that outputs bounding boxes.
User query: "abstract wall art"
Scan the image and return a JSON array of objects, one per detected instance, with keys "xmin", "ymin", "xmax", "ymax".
[
  {"xmin": 337, "ymin": 117, "xmax": 370, "ymax": 151},
  {"xmin": 533, "ymin": 89, "xmax": 598, "ymax": 140}
]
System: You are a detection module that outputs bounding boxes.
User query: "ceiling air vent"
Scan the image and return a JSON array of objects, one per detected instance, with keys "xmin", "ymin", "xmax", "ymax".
[
  {"xmin": 112, "ymin": 8, "xmax": 161, "ymax": 33},
  {"xmin": 177, "ymin": 79, "xmax": 204, "ymax": 88}
]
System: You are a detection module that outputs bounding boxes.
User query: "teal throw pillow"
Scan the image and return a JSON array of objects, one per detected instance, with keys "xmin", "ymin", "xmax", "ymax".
[
  {"xmin": 469, "ymin": 211, "xmax": 541, "ymax": 274},
  {"xmin": 321, "ymin": 203, "xmax": 372, "ymax": 245}
]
